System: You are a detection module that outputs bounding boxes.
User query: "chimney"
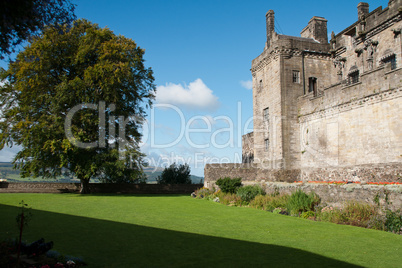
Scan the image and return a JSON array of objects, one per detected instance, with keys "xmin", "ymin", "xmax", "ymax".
[
  {"xmin": 266, "ymin": 10, "xmax": 275, "ymax": 47},
  {"xmin": 357, "ymin": 2, "xmax": 369, "ymax": 20},
  {"xmin": 300, "ymin": 17, "xmax": 328, "ymax": 44}
]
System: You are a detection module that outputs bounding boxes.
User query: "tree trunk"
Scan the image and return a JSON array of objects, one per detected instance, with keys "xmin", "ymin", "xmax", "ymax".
[{"xmin": 80, "ymin": 179, "xmax": 90, "ymax": 194}]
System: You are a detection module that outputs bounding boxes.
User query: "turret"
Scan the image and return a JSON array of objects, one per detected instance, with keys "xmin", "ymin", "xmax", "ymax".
[{"xmin": 357, "ymin": 2, "xmax": 369, "ymax": 20}]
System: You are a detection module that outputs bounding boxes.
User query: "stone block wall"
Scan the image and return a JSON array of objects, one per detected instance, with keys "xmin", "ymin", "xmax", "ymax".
[
  {"xmin": 263, "ymin": 182, "xmax": 402, "ymax": 212},
  {"xmin": 204, "ymin": 164, "xmax": 402, "ymax": 211},
  {"xmin": 0, "ymin": 182, "xmax": 203, "ymax": 194},
  {"xmin": 242, "ymin": 132, "xmax": 254, "ymax": 163}
]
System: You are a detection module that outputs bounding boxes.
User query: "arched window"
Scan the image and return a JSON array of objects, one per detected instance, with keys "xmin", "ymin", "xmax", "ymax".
[{"xmin": 348, "ymin": 65, "xmax": 359, "ymax": 84}]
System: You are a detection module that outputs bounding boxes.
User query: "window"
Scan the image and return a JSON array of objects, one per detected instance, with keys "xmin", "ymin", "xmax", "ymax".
[
  {"xmin": 383, "ymin": 55, "xmax": 397, "ymax": 70},
  {"xmin": 258, "ymin": 79, "xmax": 263, "ymax": 91},
  {"xmin": 380, "ymin": 50, "xmax": 397, "ymax": 71},
  {"xmin": 308, "ymin": 77, "xmax": 317, "ymax": 95},
  {"xmin": 292, "ymin": 70, "xmax": 300, "ymax": 83},
  {"xmin": 263, "ymin": 107, "xmax": 269, "ymax": 123},
  {"xmin": 349, "ymin": 72, "xmax": 359, "ymax": 83},
  {"xmin": 264, "ymin": 138, "xmax": 269, "ymax": 151},
  {"xmin": 347, "ymin": 65, "xmax": 359, "ymax": 85}
]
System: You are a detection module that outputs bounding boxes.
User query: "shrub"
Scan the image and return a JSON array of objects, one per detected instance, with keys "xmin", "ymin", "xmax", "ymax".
[
  {"xmin": 318, "ymin": 202, "xmax": 378, "ymax": 228},
  {"xmin": 300, "ymin": 211, "xmax": 315, "ymax": 219},
  {"xmin": 342, "ymin": 201, "xmax": 377, "ymax": 227},
  {"xmin": 385, "ymin": 209, "xmax": 402, "ymax": 234},
  {"xmin": 317, "ymin": 206, "xmax": 346, "ymax": 224},
  {"xmin": 368, "ymin": 214, "xmax": 386, "ymax": 231},
  {"xmin": 216, "ymin": 192, "xmax": 243, "ymax": 206},
  {"xmin": 272, "ymin": 207, "xmax": 288, "ymax": 215},
  {"xmin": 215, "ymin": 177, "xmax": 242, "ymax": 194},
  {"xmin": 236, "ymin": 185, "xmax": 265, "ymax": 203},
  {"xmin": 249, "ymin": 194, "xmax": 289, "ymax": 211},
  {"xmin": 286, "ymin": 190, "xmax": 320, "ymax": 216},
  {"xmin": 194, "ymin": 187, "xmax": 215, "ymax": 199}
]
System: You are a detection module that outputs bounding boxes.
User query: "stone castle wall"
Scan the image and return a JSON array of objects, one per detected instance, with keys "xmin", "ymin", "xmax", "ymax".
[
  {"xmin": 248, "ymin": 1, "xmax": 402, "ymax": 170},
  {"xmin": 204, "ymin": 164, "xmax": 402, "ymax": 210},
  {"xmin": 0, "ymin": 182, "xmax": 203, "ymax": 194},
  {"xmin": 204, "ymin": 163, "xmax": 402, "ymax": 185},
  {"xmin": 205, "ymin": 2, "xmax": 402, "ymax": 204}
]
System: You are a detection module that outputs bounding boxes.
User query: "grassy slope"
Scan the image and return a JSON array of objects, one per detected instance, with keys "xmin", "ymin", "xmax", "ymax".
[{"xmin": 0, "ymin": 194, "xmax": 400, "ymax": 267}]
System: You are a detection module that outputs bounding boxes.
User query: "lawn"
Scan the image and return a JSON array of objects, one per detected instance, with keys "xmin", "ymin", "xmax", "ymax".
[{"xmin": 0, "ymin": 194, "xmax": 401, "ymax": 267}]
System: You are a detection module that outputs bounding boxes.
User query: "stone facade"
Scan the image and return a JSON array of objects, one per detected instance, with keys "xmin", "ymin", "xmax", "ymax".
[
  {"xmin": 240, "ymin": 1, "xmax": 402, "ymax": 178},
  {"xmin": 211, "ymin": 2, "xmax": 402, "ymax": 188}
]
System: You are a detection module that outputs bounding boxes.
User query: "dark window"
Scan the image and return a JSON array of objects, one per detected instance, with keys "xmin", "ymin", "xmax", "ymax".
[
  {"xmin": 308, "ymin": 77, "xmax": 317, "ymax": 95},
  {"xmin": 293, "ymin": 71, "xmax": 300, "ymax": 83},
  {"xmin": 264, "ymin": 138, "xmax": 269, "ymax": 151},
  {"xmin": 349, "ymin": 71, "xmax": 359, "ymax": 84},
  {"xmin": 263, "ymin": 107, "xmax": 269, "ymax": 123},
  {"xmin": 384, "ymin": 55, "xmax": 397, "ymax": 70}
]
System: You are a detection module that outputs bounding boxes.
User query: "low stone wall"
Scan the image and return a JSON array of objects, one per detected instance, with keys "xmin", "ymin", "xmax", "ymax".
[
  {"xmin": 204, "ymin": 163, "xmax": 402, "ymax": 186},
  {"xmin": 0, "ymin": 182, "xmax": 203, "ymax": 194},
  {"xmin": 204, "ymin": 163, "xmax": 301, "ymax": 186},
  {"xmin": 261, "ymin": 182, "xmax": 402, "ymax": 211},
  {"xmin": 204, "ymin": 163, "xmax": 402, "ymax": 210}
]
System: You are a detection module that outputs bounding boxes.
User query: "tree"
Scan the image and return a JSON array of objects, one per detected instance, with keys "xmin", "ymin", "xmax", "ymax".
[
  {"xmin": 0, "ymin": 19, "xmax": 155, "ymax": 193},
  {"xmin": 98, "ymin": 150, "xmax": 147, "ymax": 184},
  {"xmin": 157, "ymin": 163, "xmax": 192, "ymax": 184},
  {"xmin": 0, "ymin": 0, "xmax": 76, "ymax": 59}
]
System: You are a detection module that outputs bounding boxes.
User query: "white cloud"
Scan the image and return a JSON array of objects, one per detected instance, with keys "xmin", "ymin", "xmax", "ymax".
[
  {"xmin": 240, "ymin": 80, "xmax": 253, "ymax": 90},
  {"xmin": 0, "ymin": 145, "xmax": 21, "ymax": 162},
  {"xmin": 155, "ymin": 79, "xmax": 219, "ymax": 111}
]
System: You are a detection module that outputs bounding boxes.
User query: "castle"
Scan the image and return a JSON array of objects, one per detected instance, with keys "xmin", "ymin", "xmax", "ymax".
[{"xmin": 206, "ymin": 1, "xmax": 402, "ymax": 185}]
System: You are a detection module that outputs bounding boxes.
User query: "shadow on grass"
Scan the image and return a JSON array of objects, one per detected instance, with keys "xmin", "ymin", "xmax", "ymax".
[{"xmin": 0, "ymin": 204, "xmax": 362, "ymax": 268}]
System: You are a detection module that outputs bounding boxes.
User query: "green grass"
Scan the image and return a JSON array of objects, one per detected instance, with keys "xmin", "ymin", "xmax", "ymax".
[{"xmin": 0, "ymin": 194, "xmax": 401, "ymax": 267}]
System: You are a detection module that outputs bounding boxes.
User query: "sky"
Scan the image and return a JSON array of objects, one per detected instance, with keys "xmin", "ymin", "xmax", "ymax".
[{"xmin": 0, "ymin": 0, "xmax": 390, "ymax": 177}]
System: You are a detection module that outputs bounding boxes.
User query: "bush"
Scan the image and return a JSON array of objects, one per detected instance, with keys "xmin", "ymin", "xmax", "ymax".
[
  {"xmin": 317, "ymin": 206, "xmax": 346, "ymax": 224},
  {"xmin": 300, "ymin": 211, "xmax": 315, "ymax": 219},
  {"xmin": 236, "ymin": 185, "xmax": 265, "ymax": 203},
  {"xmin": 318, "ymin": 202, "xmax": 378, "ymax": 228},
  {"xmin": 342, "ymin": 201, "xmax": 377, "ymax": 227},
  {"xmin": 215, "ymin": 177, "xmax": 242, "ymax": 194},
  {"xmin": 216, "ymin": 192, "xmax": 243, "ymax": 206},
  {"xmin": 385, "ymin": 209, "xmax": 402, "ymax": 234},
  {"xmin": 249, "ymin": 194, "xmax": 289, "ymax": 211},
  {"xmin": 194, "ymin": 187, "xmax": 215, "ymax": 199},
  {"xmin": 272, "ymin": 207, "xmax": 288, "ymax": 215},
  {"xmin": 286, "ymin": 190, "xmax": 320, "ymax": 216},
  {"xmin": 368, "ymin": 214, "xmax": 386, "ymax": 231}
]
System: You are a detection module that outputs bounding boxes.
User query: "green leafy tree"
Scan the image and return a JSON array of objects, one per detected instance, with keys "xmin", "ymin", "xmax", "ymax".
[
  {"xmin": 0, "ymin": 19, "xmax": 155, "ymax": 193},
  {"xmin": 157, "ymin": 163, "xmax": 192, "ymax": 184},
  {"xmin": 0, "ymin": 0, "xmax": 76, "ymax": 59}
]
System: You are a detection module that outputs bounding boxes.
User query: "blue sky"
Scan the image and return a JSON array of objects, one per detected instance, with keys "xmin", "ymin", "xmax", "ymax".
[{"xmin": 0, "ymin": 0, "xmax": 389, "ymax": 176}]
